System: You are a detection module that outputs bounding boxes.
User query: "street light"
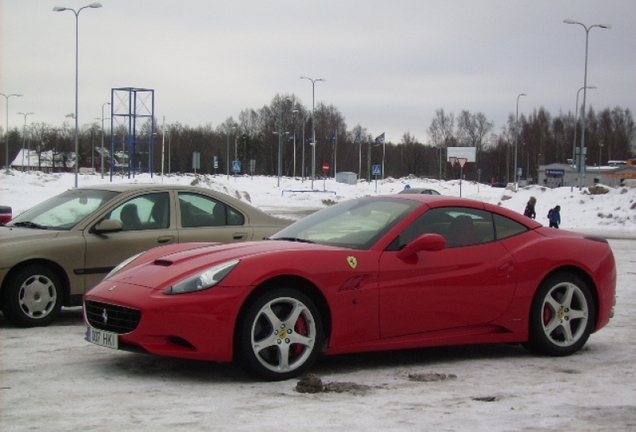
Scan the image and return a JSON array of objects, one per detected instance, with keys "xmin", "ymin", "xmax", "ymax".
[
  {"xmin": 1, "ymin": 93, "xmax": 22, "ymax": 173},
  {"xmin": 53, "ymin": 2, "xmax": 103, "ymax": 188},
  {"xmin": 17, "ymin": 112, "xmax": 34, "ymax": 172},
  {"xmin": 273, "ymin": 131, "xmax": 289, "ymax": 187},
  {"xmin": 513, "ymin": 93, "xmax": 526, "ymax": 191},
  {"xmin": 300, "ymin": 76, "xmax": 325, "ymax": 190},
  {"xmin": 564, "ymin": 19, "xmax": 611, "ymax": 189},
  {"xmin": 571, "ymin": 86, "xmax": 596, "ymax": 191},
  {"xmin": 292, "ymin": 108, "xmax": 298, "ymax": 178},
  {"xmin": 226, "ymin": 125, "xmax": 236, "ymax": 180},
  {"xmin": 301, "ymin": 112, "xmax": 311, "ymax": 182},
  {"xmin": 100, "ymin": 102, "xmax": 110, "ymax": 178}
]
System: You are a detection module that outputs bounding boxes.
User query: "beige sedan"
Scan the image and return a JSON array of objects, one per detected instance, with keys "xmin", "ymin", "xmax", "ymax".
[{"xmin": 0, "ymin": 184, "xmax": 291, "ymax": 328}]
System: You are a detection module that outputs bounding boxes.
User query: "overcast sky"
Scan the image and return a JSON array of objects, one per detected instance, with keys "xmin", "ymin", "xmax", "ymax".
[{"xmin": 1, "ymin": 0, "xmax": 635, "ymax": 143}]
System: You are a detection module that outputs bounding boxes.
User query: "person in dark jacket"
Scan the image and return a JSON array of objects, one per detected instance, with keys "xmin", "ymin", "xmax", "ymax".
[
  {"xmin": 524, "ymin": 196, "xmax": 537, "ymax": 219},
  {"xmin": 548, "ymin": 205, "xmax": 561, "ymax": 228}
]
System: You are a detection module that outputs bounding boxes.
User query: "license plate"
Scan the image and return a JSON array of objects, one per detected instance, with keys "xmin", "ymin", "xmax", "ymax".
[{"xmin": 86, "ymin": 327, "xmax": 119, "ymax": 349}]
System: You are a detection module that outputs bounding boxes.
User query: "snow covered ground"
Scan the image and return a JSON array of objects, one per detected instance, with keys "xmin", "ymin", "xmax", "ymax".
[
  {"xmin": 1, "ymin": 170, "xmax": 635, "ymax": 236},
  {"xmin": 1, "ymin": 170, "xmax": 635, "ymax": 431}
]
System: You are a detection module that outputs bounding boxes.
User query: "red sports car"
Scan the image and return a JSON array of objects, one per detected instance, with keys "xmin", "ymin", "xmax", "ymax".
[{"xmin": 84, "ymin": 195, "xmax": 617, "ymax": 381}]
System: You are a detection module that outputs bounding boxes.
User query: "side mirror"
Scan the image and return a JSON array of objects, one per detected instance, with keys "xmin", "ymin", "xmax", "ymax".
[
  {"xmin": 94, "ymin": 219, "xmax": 124, "ymax": 234},
  {"xmin": 396, "ymin": 233, "xmax": 446, "ymax": 260}
]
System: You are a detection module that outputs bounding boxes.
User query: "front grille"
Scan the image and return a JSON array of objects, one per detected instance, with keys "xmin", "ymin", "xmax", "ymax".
[{"xmin": 85, "ymin": 300, "xmax": 141, "ymax": 334}]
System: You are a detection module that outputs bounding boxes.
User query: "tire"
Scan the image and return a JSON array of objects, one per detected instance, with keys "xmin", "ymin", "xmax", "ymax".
[
  {"xmin": 237, "ymin": 288, "xmax": 324, "ymax": 381},
  {"xmin": 524, "ymin": 273, "xmax": 596, "ymax": 356},
  {"xmin": 1, "ymin": 265, "xmax": 63, "ymax": 328}
]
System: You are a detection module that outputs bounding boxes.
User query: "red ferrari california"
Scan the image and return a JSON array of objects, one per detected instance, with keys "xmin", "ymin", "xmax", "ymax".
[{"xmin": 84, "ymin": 195, "xmax": 617, "ymax": 381}]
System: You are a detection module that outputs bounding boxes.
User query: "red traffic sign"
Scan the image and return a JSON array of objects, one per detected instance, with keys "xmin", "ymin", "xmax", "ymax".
[{"xmin": 322, "ymin": 162, "xmax": 330, "ymax": 172}]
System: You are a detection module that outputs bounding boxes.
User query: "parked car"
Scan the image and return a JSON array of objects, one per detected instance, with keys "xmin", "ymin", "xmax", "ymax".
[
  {"xmin": 398, "ymin": 187, "xmax": 441, "ymax": 195},
  {"xmin": 84, "ymin": 194, "xmax": 616, "ymax": 381},
  {"xmin": 0, "ymin": 184, "xmax": 291, "ymax": 328},
  {"xmin": 0, "ymin": 206, "xmax": 11, "ymax": 225}
]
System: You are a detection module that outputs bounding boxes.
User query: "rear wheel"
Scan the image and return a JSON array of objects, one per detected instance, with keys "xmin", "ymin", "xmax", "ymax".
[
  {"xmin": 525, "ymin": 273, "xmax": 595, "ymax": 356},
  {"xmin": 237, "ymin": 288, "xmax": 323, "ymax": 381},
  {"xmin": 1, "ymin": 265, "xmax": 63, "ymax": 327}
]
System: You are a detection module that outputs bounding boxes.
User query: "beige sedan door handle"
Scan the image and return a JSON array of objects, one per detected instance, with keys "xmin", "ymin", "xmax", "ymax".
[{"xmin": 157, "ymin": 235, "xmax": 175, "ymax": 244}]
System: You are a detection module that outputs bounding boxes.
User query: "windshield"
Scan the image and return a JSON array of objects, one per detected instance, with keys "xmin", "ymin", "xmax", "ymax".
[
  {"xmin": 8, "ymin": 189, "xmax": 119, "ymax": 230},
  {"xmin": 270, "ymin": 197, "xmax": 419, "ymax": 250}
]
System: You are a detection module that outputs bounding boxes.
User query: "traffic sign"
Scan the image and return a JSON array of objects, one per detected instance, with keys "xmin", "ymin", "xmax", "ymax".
[
  {"xmin": 372, "ymin": 165, "xmax": 381, "ymax": 176},
  {"xmin": 232, "ymin": 161, "xmax": 241, "ymax": 173}
]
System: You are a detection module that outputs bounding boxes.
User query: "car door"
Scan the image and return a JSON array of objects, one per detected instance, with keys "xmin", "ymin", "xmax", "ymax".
[
  {"xmin": 378, "ymin": 207, "xmax": 518, "ymax": 339},
  {"xmin": 176, "ymin": 192, "xmax": 253, "ymax": 243},
  {"xmin": 83, "ymin": 191, "xmax": 177, "ymax": 291}
]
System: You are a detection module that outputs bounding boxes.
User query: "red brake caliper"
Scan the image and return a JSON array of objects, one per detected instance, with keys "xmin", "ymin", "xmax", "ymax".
[
  {"xmin": 543, "ymin": 304, "xmax": 552, "ymax": 327},
  {"xmin": 292, "ymin": 316, "xmax": 308, "ymax": 357}
]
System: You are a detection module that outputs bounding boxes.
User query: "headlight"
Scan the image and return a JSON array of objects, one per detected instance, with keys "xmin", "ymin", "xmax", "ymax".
[
  {"xmin": 164, "ymin": 259, "xmax": 240, "ymax": 295},
  {"xmin": 104, "ymin": 252, "xmax": 145, "ymax": 280}
]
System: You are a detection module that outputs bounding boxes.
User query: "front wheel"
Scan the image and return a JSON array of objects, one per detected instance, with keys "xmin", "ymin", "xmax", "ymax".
[
  {"xmin": 1, "ymin": 265, "xmax": 63, "ymax": 327},
  {"xmin": 524, "ymin": 273, "xmax": 596, "ymax": 356},
  {"xmin": 237, "ymin": 288, "xmax": 324, "ymax": 381}
]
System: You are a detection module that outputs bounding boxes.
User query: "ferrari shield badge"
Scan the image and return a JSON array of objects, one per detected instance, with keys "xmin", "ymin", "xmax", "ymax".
[{"xmin": 347, "ymin": 256, "xmax": 357, "ymax": 269}]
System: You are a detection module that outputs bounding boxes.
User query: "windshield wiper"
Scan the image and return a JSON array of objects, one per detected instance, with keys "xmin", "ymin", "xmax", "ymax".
[
  {"xmin": 269, "ymin": 237, "xmax": 315, "ymax": 244},
  {"xmin": 12, "ymin": 221, "xmax": 49, "ymax": 230}
]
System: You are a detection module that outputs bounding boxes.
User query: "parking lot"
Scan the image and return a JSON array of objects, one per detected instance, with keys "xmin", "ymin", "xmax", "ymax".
[{"xmin": 1, "ymin": 239, "xmax": 634, "ymax": 431}]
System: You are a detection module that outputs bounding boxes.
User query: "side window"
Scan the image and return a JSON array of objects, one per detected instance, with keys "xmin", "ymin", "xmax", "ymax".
[
  {"xmin": 393, "ymin": 207, "xmax": 495, "ymax": 250},
  {"xmin": 227, "ymin": 206, "xmax": 245, "ymax": 226},
  {"xmin": 107, "ymin": 192, "xmax": 170, "ymax": 231},
  {"xmin": 442, "ymin": 209, "xmax": 493, "ymax": 248},
  {"xmin": 493, "ymin": 214, "xmax": 528, "ymax": 240},
  {"xmin": 178, "ymin": 193, "xmax": 244, "ymax": 228}
]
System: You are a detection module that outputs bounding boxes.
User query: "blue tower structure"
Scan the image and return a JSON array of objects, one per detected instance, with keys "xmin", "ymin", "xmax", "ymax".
[{"xmin": 109, "ymin": 87, "xmax": 155, "ymax": 180}]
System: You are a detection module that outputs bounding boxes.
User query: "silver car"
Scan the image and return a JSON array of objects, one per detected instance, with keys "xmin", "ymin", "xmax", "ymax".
[{"xmin": 397, "ymin": 188, "xmax": 441, "ymax": 195}]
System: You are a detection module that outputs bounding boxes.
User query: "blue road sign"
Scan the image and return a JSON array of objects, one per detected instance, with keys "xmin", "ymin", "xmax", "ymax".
[
  {"xmin": 232, "ymin": 161, "xmax": 241, "ymax": 173},
  {"xmin": 372, "ymin": 165, "xmax": 381, "ymax": 176}
]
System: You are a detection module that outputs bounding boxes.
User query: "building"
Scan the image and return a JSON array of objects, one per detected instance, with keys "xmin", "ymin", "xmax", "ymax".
[{"xmin": 537, "ymin": 163, "xmax": 636, "ymax": 188}]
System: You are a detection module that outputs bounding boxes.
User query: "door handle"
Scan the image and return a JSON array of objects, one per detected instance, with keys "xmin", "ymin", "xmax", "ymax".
[
  {"xmin": 157, "ymin": 235, "xmax": 175, "ymax": 244},
  {"xmin": 232, "ymin": 233, "xmax": 247, "ymax": 241}
]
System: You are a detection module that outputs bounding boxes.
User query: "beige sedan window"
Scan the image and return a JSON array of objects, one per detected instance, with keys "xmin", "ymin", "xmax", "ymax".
[
  {"xmin": 107, "ymin": 193, "xmax": 170, "ymax": 231},
  {"xmin": 178, "ymin": 193, "xmax": 244, "ymax": 228}
]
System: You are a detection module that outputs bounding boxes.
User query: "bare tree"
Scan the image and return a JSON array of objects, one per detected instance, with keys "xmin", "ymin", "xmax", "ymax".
[
  {"xmin": 428, "ymin": 108, "xmax": 455, "ymax": 179},
  {"xmin": 456, "ymin": 110, "xmax": 493, "ymax": 169}
]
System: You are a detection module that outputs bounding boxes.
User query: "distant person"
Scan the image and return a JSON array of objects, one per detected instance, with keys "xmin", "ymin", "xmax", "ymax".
[
  {"xmin": 524, "ymin": 196, "xmax": 537, "ymax": 219},
  {"xmin": 548, "ymin": 205, "xmax": 561, "ymax": 228}
]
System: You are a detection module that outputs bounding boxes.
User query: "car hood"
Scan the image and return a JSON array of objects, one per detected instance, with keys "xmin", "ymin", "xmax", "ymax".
[
  {"xmin": 0, "ymin": 226, "xmax": 63, "ymax": 243},
  {"xmin": 104, "ymin": 240, "xmax": 340, "ymax": 290}
]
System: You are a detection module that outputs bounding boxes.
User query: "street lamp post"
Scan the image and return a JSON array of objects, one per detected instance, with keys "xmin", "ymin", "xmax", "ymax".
[
  {"xmin": 300, "ymin": 76, "xmax": 325, "ymax": 190},
  {"xmin": 513, "ymin": 93, "xmax": 526, "ymax": 191},
  {"xmin": 273, "ymin": 130, "xmax": 289, "ymax": 187},
  {"xmin": 571, "ymin": 86, "xmax": 596, "ymax": 191},
  {"xmin": 100, "ymin": 102, "xmax": 110, "ymax": 178},
  {"xmin": 17, "ymin": 112, "xmax": 34, "ymax": 172},
  {"xmin": 1, "ymin": 93, "xmax": 22, "ymax": 173},
  {"xmin": 168, "ymin": 129, "xmax": 171, "ymax": 175},
  {"xmin": 564, "ymin": 19, "xmax": 611, "ymax": 189},
  {"xmin": 273, "ymin": 100, "xmax": 290, "ymax": 187},
  {"xmin": 292, "ymin": 108, "xmax": 298, "ymax": 178},
  {"xmin": 53, "ymin": 2, "xmax": 103, "ymax": 188},
  {"xmin": 301, "ymin": 113, "xmax": 310, "ymax": 182},
  {"xmin": 226, "ymin": 125, "xmax": 236, "ymax": 180}
]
